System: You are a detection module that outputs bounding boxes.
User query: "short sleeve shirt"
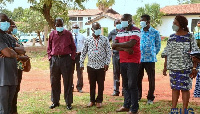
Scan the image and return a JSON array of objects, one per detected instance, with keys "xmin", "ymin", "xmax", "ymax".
[{"xmin": 0, "ymin": 32, "xmax": 18, "ymax": 86}]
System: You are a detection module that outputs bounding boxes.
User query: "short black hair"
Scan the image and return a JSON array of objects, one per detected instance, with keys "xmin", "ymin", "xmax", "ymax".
[
  {"xmin": 141, "ymin": 14, "xmax": 150, "ymax": 21},
  {"xmin": 122, "ymin": 14, "xmax": 132, "ymax": 21},
  {"xmin": 92, "ymin": 22, "xmax": 100, "ymax": 28}
]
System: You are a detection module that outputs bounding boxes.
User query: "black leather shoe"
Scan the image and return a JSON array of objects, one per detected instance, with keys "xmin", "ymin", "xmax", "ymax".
[
  {"xmin": 66, "ymin": 104, "xmax": 72, "ymax": 110},
  {"xmin": 112, "ymin": 92, "xmax": 119, "ymax": 96},
  {"xmin": 49, "ymin": 103, "xmax": 60, "ymax": 109}
]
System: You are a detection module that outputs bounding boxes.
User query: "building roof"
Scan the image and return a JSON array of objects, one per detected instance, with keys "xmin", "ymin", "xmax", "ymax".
[
  {"xmin": 68, "ymin": 8, "xmax": 120, "ymax": 16},
  {"xmin": 160, "ymin": 3, "xmax": 200, "ymax": 15},
  {"xmin": 85, "ymin": 13, "xmax": 122, "ymax": 25}
]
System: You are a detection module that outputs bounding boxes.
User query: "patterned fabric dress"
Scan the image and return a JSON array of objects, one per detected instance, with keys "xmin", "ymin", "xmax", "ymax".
[
  {"xmin": 194, "ymin": 65, "xmax": 200, "ymax": 97},
  {"xmin": 161, "ymin": 33, "xmax": 199, "ymax": 90}
]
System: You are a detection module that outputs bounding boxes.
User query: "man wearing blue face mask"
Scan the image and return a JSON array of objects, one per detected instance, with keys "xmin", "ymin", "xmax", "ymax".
[
  {"xmin": 0, "ymin": 13, "xmax": 19, "ymax": 114},
  {"xmin": 138, "ymin": 14, "xmax": 161, "ymax": 105},
  {"xmin": 80, "ymin": 22, "xmax": 111, "ymax": 108},
  {"xmin": 71, "ymin": 23, "xmax": 85, "ymax": 93},
  {"xmin": 47, "ymin": 17, "xmax": 76, "ymax": 110},
  {"xmin": 108, "ymin": 19, "xmax": 124, "ymax": 96}
]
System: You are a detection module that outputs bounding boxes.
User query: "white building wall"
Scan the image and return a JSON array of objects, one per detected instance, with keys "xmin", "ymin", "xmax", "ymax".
[{"xmin": 156, "ymin": 15, "xmax": 200, "ymax": 37}]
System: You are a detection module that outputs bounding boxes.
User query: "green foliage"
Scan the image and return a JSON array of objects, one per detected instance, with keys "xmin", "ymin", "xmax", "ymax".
[
  {"xmin": 12, "ymin": 7, "xmax": 24, "ymax": 21},
  {"xmin": 103, "ymin": 27, "xmax": 108, "ymax": 37},
  {"xmin": 0, "ymin": 8, "xmax": 12, "ymax": 18},
  {"xmin": 79, "ymin": 29, "xmax": 86, "ymax": 33},
  {"xmin": 133, "ymin": 3, "xmax": 164, "ymax": 28},
  {"xmin": 177, "ymin": 0, "xmax": 200, "ymax": 4},
  {"xmin": 96, "ymin": 0, "xmax": 115, "ymax": 11}
]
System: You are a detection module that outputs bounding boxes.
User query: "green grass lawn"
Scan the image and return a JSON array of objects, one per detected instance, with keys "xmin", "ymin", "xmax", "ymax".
[
  {"xmin": 19, "ymin": 41, "xmax": 200, "ymax": 114},
  {"xmin": 17, "ymin": 91, "xmax": 200, "ymax": 114}
]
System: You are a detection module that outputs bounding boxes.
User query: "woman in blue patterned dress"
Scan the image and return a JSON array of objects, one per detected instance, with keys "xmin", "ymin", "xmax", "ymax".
[{"xmin": 162, "ymin": 15, "xmax": 199, "ymax": 113}]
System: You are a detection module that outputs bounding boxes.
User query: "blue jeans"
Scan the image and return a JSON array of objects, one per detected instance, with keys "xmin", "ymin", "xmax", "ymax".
[{"xmin": 121, "ymin": 63, "xmax": 139, "ymax": 113}]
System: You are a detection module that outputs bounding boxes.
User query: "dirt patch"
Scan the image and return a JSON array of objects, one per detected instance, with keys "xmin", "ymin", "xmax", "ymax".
[{"xmin": 21, "ymin": 69, "xmax": 200, "ymax": 103}]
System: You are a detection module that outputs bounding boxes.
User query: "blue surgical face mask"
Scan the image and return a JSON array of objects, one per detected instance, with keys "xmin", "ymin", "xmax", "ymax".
[
  {"xmin": 121, "ymin": 21, "xmax": 129, "ymax": 28},
  {"xmin": 12, "ymin": 28, "xmax": 17, "ymax": 34},
  {"xmin": 73, "ymin": 29, "xmax": 79, "ymax": 34},
  {"xmin": 94, "ymin": 29, "xmax": 101, "ymax": 36},
  {"xmin": 116, "ymin": 24, "xmax": 122, "ymax": 30},
  {"xmin": 172, "ymin": 24, "xmax": 179, "ymax": 32},
  {"xmin": 56, "ymin": 27, "xmax": 64, "ymax": 32},
  {"xmin": 140, "ymin": 21, "xmax": 147, "ymax": 28},
  {"xmin": 0, "ymin": 21, "xmax": 10, "ymax": 31}
]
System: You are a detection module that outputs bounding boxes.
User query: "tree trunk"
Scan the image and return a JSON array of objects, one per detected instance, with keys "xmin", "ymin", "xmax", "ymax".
[
  {"xmin": 37, "ymin": 31, "xmax": 44, "ymax": 46},
  {"xmin": 41, "ymin": 1, "xmax": 55, "ymax": 29},
  {"xmin": 44, "ymin": 25, "xmax": 48, "ymax": 46}
]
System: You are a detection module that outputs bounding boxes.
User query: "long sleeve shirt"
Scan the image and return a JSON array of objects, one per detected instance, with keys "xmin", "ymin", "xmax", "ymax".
[
  {"xmin": 140, "ymin": 26, "xmax": 161, "ymax": 62},
  {"xmin": 80, "ymin": 35, "xmax": 111, "ymax": 69},
  {"xmin": 72, "ymin": 33, "xmax": 85, "ymax": 53},
  {"xmin": 47, "ymin": 29, "xmax": 76, "ymax": 60}
]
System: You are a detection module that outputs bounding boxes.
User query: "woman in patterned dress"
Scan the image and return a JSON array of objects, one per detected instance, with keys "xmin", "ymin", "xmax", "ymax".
[{"xmin": 162, "ymin": 15, "xmax": 199, "ymax": 113}]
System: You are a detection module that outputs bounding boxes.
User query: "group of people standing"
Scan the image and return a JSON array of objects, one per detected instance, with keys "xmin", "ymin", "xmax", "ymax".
[{"xmin": 1, "ymin": 11, "xmax": 200, "ymax": 114}]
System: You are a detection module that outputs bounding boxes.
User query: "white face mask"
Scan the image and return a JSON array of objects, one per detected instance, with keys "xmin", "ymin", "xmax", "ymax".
[
  {"xmin": 140, "ymin": 21, "xmax": 147, "ymax": 28},
  {"xmin": 172, "ymin": 24, "xmax": 179, "ymax": 32}
]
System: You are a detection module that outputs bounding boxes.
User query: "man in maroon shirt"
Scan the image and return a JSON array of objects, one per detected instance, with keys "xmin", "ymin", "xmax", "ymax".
[{"xmin": 47, "ymin": 17, "xmax": 76, "ymax": 110}]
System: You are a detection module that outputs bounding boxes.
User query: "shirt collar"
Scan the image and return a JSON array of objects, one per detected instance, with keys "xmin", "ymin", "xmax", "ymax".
[{"xmin": 141, "ymin": 26, "xmax": 153, "ymax": 32}]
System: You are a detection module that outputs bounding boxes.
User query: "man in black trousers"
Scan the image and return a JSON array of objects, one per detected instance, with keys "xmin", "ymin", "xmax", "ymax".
[{"xmin": 47, "ymin": 17, "xmax": 76, "ymax": 110}]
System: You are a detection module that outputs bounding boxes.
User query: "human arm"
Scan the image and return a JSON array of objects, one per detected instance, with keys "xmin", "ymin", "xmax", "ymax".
[
  {"xmin": 155, "ymin": 31, "xmax": 161, "ymax": 55},
  {"xmin": 47, "ymin": 33, "xmax": 52, "ymax": 60},
  {"xmin": 70, "ymin": 33, "xmax": 76, "ymax": 60},
  {"xmin": 112, "ymin": 39, "xmax": 134, "ymax": 54},
  {"xmin": 163, "ymin": 57, "xmax": 167, "ymax": 76},
  {"xmin": 108, "ymin": 31, "xmax": 113, "ymax": 42},
  {"xmin": 112, "ymin": 39, "xmax": 137, "ymax": 49},
  {"xmin": 104, "ymin": 38, "xmax": 112, "ymax": 71},
  {"xmin": 80, "ymin": 38, "xmax": 88, "ymax": 71}
]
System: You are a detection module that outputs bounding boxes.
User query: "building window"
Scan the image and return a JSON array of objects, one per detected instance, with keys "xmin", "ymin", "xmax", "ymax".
[
  {"xmin": 69, "ymin": 17, "xmax": 77, "ymax": 21},
  {"xmin": 88, "ymin": 17, "xmax": 91, "ymax": 20},
  {"xmin": 191, "ymin": 19, "xmax": 200, "ymax": 32},
  {"xmin": 69, "ymin": 17, "xmax": 84, "ymax": 29},
  {"xmin": 78, "ymin": 17, "xmax": 83, "ymax": 21}
]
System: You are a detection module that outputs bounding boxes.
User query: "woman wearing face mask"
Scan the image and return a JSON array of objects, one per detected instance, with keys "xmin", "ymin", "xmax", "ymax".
[{"xmin": 162, "ymin": 15, "xmax": 199, "ymax": 113}]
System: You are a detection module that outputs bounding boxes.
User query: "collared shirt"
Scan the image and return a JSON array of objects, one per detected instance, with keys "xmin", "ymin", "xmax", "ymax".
[
  {"xmin": 0, "ymin": 32, "xmax": 18, "ymax": 86},
  {"xmin": 140, "ymin": 26, "xmax": 161, "ymax": 62},
  {"xmin": 115, "ymin": 26, "xmax": 141, "ymax": 63},
  {"xmin": 194, "ymin": 26, "xmax": 200, "ymax": 39},
  {"xmin": 47, "ymin": 29, "xmax": 76, "ymax": 60},
  {"xmin": 72, "ymin": 33, "xmax": 85, "ymax": 53},
  {"xmin": 80, "ymin": 35, "xmax": 111, "ymax": 69},
  {"xmin": 161, "ymin": 33, "xmax": 199, "ymax": 70}
]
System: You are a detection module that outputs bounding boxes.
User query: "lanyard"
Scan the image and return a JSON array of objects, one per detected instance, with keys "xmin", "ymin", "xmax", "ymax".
[{"xmin": 94, "ymin": 38, "xmax": 99, "ymax": 50}]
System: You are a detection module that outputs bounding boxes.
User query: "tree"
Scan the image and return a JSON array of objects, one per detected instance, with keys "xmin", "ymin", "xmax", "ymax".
[
  {"xmin": 16, "ymin": 8, "xmax": 46, "ymax": 46},
  {"xmin": 0, "ymin": 0, "xmax": 87, "ymax": 29},
  {"xmin": 0, "ymin": 8, "xmax": 12, "ymax": 18},
  {"xmin": 133, "ymin": 3, "xmax": 164, "ymax": 28},
  {"xmin": 96, "ymin": 0, "xmax": 115, "ymax": 12},
  {"xmin": 12, "ymin": 7, "xmax": 24, "ymax": 21},
  {"xmin": 177, "ymin": 0, "xmax": 200, "ymax": 4}
]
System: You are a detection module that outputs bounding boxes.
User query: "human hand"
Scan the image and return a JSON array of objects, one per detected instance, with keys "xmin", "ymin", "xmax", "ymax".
[
  {"xmin": 163, "ymin": 67, "xmax": 167, "ymax": 76},
  {"xmin": 111, "ymin": 43, "xmax": 117, "ymax": 49},
  {"xmin": 124, "ymin": 48, "xmax": 134, "ymax": 55},
  {"xmin": 80, "ymin": 67, "xmax": 84, "ymax": 71},
  {"xmin": 192, "ymin": 56, "xmax": 200, "ymax": 63},
  {"xmin": 0, "ymin": 54, "xmax": 5, "ymax": 58},
  {"xmin": 19, "ymin": 55, "xmax": 30, "ymax": 62},
  {"xmin": 104, "ymin": 65, "xmax": 109, "ymax": 71},
  {"xmin": 189, "ymin": 69, "xmax": 198, "ymax": 79}
]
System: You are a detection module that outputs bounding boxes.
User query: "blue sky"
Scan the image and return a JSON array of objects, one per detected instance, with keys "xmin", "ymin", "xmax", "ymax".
[{"xmin": 5, "ymin": 0, "xmax": 179, "ymax": 15}]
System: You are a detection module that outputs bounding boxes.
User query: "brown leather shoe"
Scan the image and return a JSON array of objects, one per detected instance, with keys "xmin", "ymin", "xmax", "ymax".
[
  {"xmin": 127, "ymin": 111, "xmax": 139, "ymax": 114},
  {"xmin": 96, "ymin": 103, "xmax": 102, "ymax": 108},
  {"xmin": 116, "ymin": 106, "xmax": 129, "ymax": 112},
  {"xmin": 87, "ymin": 102, "xmax": 95, "ymax": 107}
]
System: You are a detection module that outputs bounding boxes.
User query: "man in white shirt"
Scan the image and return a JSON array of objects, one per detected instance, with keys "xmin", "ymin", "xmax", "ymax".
[{"xmin": 72, "ymin": 23, "xmax": 85, "ymax": 93}]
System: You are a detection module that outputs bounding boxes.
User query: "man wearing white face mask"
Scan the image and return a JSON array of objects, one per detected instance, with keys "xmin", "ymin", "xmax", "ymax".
[
  {"xmin": 138, "ymin": 14, "xmax": 161, "ymax": 105},
  {"xmin": 71, "ymin": 23, "xmax": 85, "ymax": 93},
  {"xmin": 47, "ymin": 17, "xmax": 76, "ymax": 110},
  {"xmin": 80, "ymin": 22, "xmax": 111, "ymax": 108}
]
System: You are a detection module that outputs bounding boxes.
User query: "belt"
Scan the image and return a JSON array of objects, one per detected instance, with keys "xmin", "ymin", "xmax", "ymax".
[{"xmin": 52, "ymin": 54, "xmax": 69, "ymax": 58}]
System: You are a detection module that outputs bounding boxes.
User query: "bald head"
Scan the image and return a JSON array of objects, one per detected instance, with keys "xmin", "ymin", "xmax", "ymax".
[
  {"xmin": 92, "ymin": 22, "xmax": 101, "ymax": 30},
  {"xmin": 72, "ymin": 23, "xmax": 79, "ymax": 29}
]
